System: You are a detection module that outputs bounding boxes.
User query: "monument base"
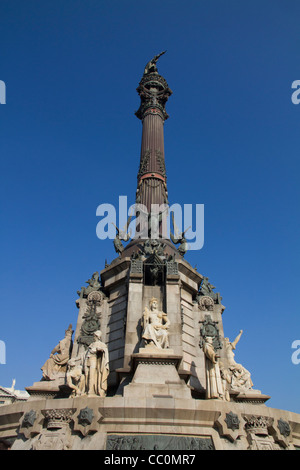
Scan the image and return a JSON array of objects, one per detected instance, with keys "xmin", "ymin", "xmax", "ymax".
[
  {"xmin": 1, "ymin": 394, "xmax": 299, "ymax": 450},
  {"xmin": 123, "ymin": 348, "xmax": 191, "ymax": 399}
]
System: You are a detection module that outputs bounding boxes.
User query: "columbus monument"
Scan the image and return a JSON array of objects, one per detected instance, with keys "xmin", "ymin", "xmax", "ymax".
[{"xmin": 1, "ymin": 53, "xmax": 300, "ymax": 450}]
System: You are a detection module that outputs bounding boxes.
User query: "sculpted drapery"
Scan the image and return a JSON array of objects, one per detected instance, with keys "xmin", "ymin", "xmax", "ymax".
[
  {"xmin": 142, "ymin": 297, "xmax": 170, "ymax": 349},
  {"xmin": 84, "ymin": 330, "xmax": 109, "ymax": 397}
]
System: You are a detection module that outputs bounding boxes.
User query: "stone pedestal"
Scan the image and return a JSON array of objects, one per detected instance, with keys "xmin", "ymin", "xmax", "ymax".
[
  {"xmin": 25, "ymin": 375, "xmax": 67, "ymax": 401},
  {"xmin": 232, "ymin": 389, "xmax": 270, "ymax": 404},
  {"xmin": 123, "ymin": 347, "xmax": 191, "ymax": 399}
]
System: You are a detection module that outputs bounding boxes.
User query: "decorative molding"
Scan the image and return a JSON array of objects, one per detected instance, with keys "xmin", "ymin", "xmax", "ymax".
[
  {"xmin": 21, "ymin": 410, "xmax": 37, "ymax": 429},
  {"xmin": 77, "ymin": 271, "xmax": 102, "ymax": 299},
  {"xmin": 215, "ymin": 410, "xmax": 244, "ymax": 442},
  {"xmin": 244, "ymin": 415, "xmax": 272, "ymax": 435},
  {"xmin": 135, "ymin": 68, "xmax": 172, "ymax": 122},
  {"xmin": 78, "ymin": 407, "xmax": 94, "ymax": 427},
  {"xmin": 199, "ymin": 314, "xmax": 222, "ymax": 350},
  {"xmin": 225, "ymin": 411, "xmax": 240, "ymax": 431},
  {"xmin": 278, "ymin": 418, "xmax": 291, "ymax": 438},
  {"xmin": 268, "ymin": 417, "xmax": 293, "ymax": 448},
  {"xmin": 42, "ymin": 408, "xmax": 75, "ymax": 430},
  {"xmin": 156, "ymin": 150, "xmax": 166, "ymax": 177},
  {"xmin": 73, "ymin": 405, "xmax": 104, "ymax": 437},
  {"xmin": 197, "ymin": 277, "xmax": 222, "ymax": 305},
  {"xmin": 130, "ymin": 259, "xmax": 143, "ymax": 274},
  {"xmin": 19, "ymin": 409, "xmax": 43, "ymax": 439},
  {"xmin": 138, "ymin": 149, "xmax": 150, "ymax": 179},
  {"xmin": 77, "ymin": 294, "xmax": 102, "ymax": 349},
  {"xmin": 87, "ymin": 290, "xmax": 103, "ymax": 305},
  {"xmin": 198, "ymin": 295, "xmax": 214, "ymax": 311},
  {"xmin": 166, "ymin": 260, "xmax": 179, "ymax": 276}
]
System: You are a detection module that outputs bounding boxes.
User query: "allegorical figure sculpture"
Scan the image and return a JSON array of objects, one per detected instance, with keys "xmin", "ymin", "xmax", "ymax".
[
  {"xmin": 113, "ymin": 232, "xmax": 124, "ymax": 255},
  {"xmin": 83, "ymin": 330, "xmax": 109, "ymax": 397},
  {"xmin": 230, "ymin": 363, "xmax": 253, "ymax": 390},
  {"xmin": 142, "ymin": 297, "xmax": 170, "ymax": 349},
  {"xmin": 66, "ymin": 358, "xmax": 85, "ymax": 397},
  {"xmin": 112, "ymin": 218, "xmax": 132, "ymax": 256},
  {"xmin": 41, "ymin": 325, "xmax": 73, "ymax": 381},
  {"xmin": 202, "ymin": 336, "xmax": 226, "ymax": 400},
  {"xmin": 223, "ymin": 330, "xmax": 253, "ymax": 391},
  {"xmin": 198, "ymin": 277, "xmax": 222, "ymax": 304},
  {"xmin": 170, "ymin": 213, "xmax": 189, "ymax": 257},
  {"xmin": 224, "ymin": 330, "xmax": 243, "ymax": 366},
  {"xmin": 77, "ymin": 272, "xmax": 101, "ymax": 298}
]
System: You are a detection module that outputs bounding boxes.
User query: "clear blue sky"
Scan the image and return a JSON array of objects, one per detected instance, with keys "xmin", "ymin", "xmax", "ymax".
[{"xmin": 1, "ymin": 1, "xmax": 300, "ymax": 413}]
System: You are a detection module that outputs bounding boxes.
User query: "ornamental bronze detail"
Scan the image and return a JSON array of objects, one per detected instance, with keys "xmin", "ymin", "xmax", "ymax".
[
  {"xmin": 77, "ymin": 292, "xmax": 102, "ymax": 348},
  {"xmin": 199, "ymin": 314, "xmax": 222, "ymax": 350}
]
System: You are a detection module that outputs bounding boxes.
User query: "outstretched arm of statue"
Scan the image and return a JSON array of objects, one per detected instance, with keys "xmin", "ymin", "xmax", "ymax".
[
  {"xmin": 231, "ymin": 330, "xmax": 243, "ymax": 349},
  {"xmin": 154, "ymin": 50, "xmax": 166, "ymax": 61}
]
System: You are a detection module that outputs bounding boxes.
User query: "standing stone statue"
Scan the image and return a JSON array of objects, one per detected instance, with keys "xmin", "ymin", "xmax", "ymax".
[
  {"xmin": 202, "ymin": 336, "xmax": 225, "ymax": 400},
  {"xmin": 83, "ymin": 330, "xmax": 109, "ymax": 397},
  {"xmin": 41, "ymin": 325, "xmax": 73, "ymax": 381},
  {"xmin": 142, "ymin": 297, "xmax": 170, "ymax": 349}
]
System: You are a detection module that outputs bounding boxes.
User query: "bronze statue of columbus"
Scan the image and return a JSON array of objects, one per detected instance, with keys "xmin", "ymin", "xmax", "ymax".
[{"xmin": 143, "ymin": 51, "xmax": 166, "ymax": 75}]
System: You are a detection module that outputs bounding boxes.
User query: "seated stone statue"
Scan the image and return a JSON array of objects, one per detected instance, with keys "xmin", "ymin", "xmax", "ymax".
[
  {"xmin": 41, "ymin": 325, "xmax": 73, "ymax": 381},
  {"xmin": 142, "ymin": 297, "xmax": 170, "ymax": 349},
  {"xmin": 229, "ymin": 363, "xmax": 253, "ymax": 391}
]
